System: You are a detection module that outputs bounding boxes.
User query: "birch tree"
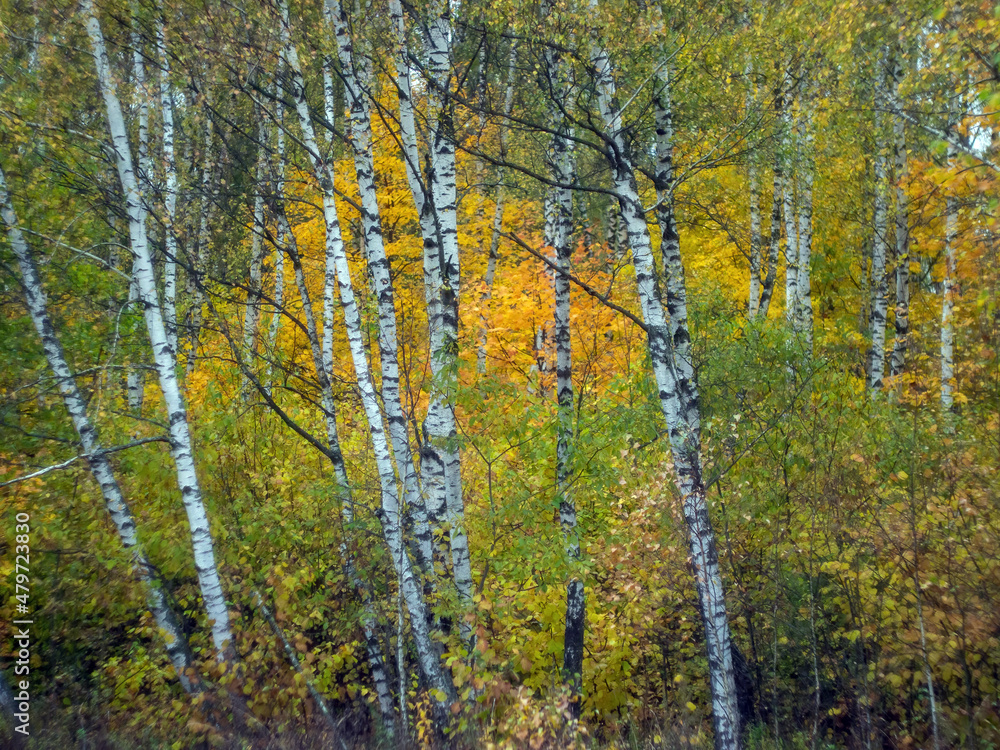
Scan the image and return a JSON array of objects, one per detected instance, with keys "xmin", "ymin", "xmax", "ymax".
[
  {"xmin": 157, "ymin": 18, "xmax": 180, "ymax": 356},
  {"xmin": 276, "ymin": 0, "xmax": 455, "ymax": 707},
  {"xmin": 0, "ymin": 162, "xmax": 196, "ymax": 692},
  {"xmin": 889, "ymin": 49, "xmax": 910, "ymax": 378},
  {"xmin": 418, "ymin": 0, "xmax": 475, "ymax": 612},
  {"xmin": 540, "ymin": 3, "xmax": 583, "ymax": 700},
  {"xmin": 587, "ymin": 5, "xmax": 740, "ymax": 744},
  {"xmin": 795, "ymin": 94, "xmax": 815, "ymax": 352},
  {"xmin": 81, "ymin": 0, "xmax": 234, "ymax": 660},
  {"xmin": 326, "ymin": 0, "xmax": 432, "ymax": 580},
  {"xmin": 868, "ymin": 51, "xmax": 891, "ymax": 392},
  {"xmin": 941, "ymin": 137, "xmax": 958, "ymax": 411}
]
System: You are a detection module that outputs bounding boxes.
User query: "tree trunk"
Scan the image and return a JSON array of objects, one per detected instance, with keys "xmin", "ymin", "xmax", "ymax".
[
  {"xmin": 781, "ymin": 91, "xmax": 799, "ymax": 323},
  {"xmin": 327, "ymin": 0, "xmax": 432, "ymax": 581},
  {"xmin": 588, "ymin": 11, "xmax": 740, "ymax": 747},
  {"xmin": 941, "ymin": 137, "xmax": 958, "ymax": 411},
  {"xmin": 796, "ymin": 98, "xmax": 815, "ymax": 354},
  {"xmin": 0, "ymin": 162, "xmax": 196, "ymax": 691},
  {"xmin": 889, "ymin": 50, "xmax": 909, "ymax": 379},
  {"xmin": 157, "ymin": 19, "xmax": 179, "ymax": 356},
  {"xmin": 278, "ymin": 3, "xmax": 455, "ymax": 708},
  {"xmin": 83, "ymin": 0, "xmax": 234, "ymax": 660},
  {"xmin": 759, "ymin": 158, "xmax": 783, "ymax": 319},
  {"xmin": 422, "ymin": 0, "xmax": 474, "ymax": 617},
  {"xmin": 541, "ymin": 6, "xmax": 584, "ymax": 701},
  {"xmin": 242, "ymin": 115, "xmax": 267, "ymax": 399},
  {"xmin": 868, "ymin": 52, "xmax": 890, "ymax": 392}
]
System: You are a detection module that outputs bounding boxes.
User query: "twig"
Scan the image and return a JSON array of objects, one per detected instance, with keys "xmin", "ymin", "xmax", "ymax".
[{"xmin": 502, "ymin": 231, "xmax": 648, "ymax": 332}]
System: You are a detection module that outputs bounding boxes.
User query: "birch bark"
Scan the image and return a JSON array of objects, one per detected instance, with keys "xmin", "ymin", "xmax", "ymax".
[
  {"xmin": 889, "ymin": 51, "xmax": 910, "ymax": 378},
  {"xmin": 126, "ymin": 23, "xmax": 151, "ymax": 412},
  {"xmin": 82, "ymin": 0, "xmax": 234, "ymax": 659},
  {"xmin": 758, "ymin": 161, "xmax": 783, "ymax": 319},
  {"xmin": 588, "ymin": 9, "xmax": 740, "ymax": 746},
  {"xmin": 421, "ymin": 0, "xmax": 474, "ymax": 611},
  {"xmin": 0, "ymin": 162, "xmax": 196, "ymax": 691},
  {"xmin": 541, "ymin": 7, "xmax": 583, "ymax": 698},
  {"xmin": 242, "ymin": 115, "xmax": 268, "ymax": 398},
  {"xmin": 941, "ymin": 137, "xmax": 958, "ymax": 411},
  {"xmin": 278, "ymin": 2, "xmax": 454, "ymax": 706},
  {"xmin": 156, "ymin": 20, "xmax": 179, "ymax": 355},
  {"xmin": 327, "ymin": 0, "xmax": 432, "ymax": 578},
  {"xmin": 781, "ymin": 92, "xmax": 799, "ymax": 323},
  {"xmin": 868, "ymin": 52, "xmax": 890, "ymax": 392},
  {"xmin": 796, "ymin": 97, "xmax": 815, "ymax": 354}
]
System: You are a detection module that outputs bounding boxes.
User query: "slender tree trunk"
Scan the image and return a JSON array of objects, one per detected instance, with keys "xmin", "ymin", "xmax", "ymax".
[
  {"xmin": 278, "ymin": 4, "xmax": 454, "ymax": 707},
  {"xmin": 759, "ymin": 159, "xmax": 783, "ymax": 319},
  {"xmin": 157, "ymin": 20, "xmax": 179, "ymax": 356},
  {"xmin": 83, "ymin": 0, "xmax": 234, "ymax": 660},
  {"xmin": 654, "ymin": 63, "xmax": 698, "ymax": 431},
  {"xmin": 242, "ymin": 116, "xmax": 267, "ymax": 399},
  {"xmin": 941, "ymin": 138, "xmax": 958, "ymax": 411},
  {"xmin": 796, "ymin": 97, "xmax": 815, "ymax": 354},
  {"xmin": 748, "ymin": 161, "xmax": 763, "ymax": 319},
  {"xmin": 422, "ymin": 0, "xmax": 474, "ymax": 616},
  {"xmin": 185, "ymin": 112, "xmax": 214, "ymax": 382},
  {"xmin": 267, "ymin": 99, "xmax": 286, "ymax": 385},
  {"xmin": 327, "ymin": 0, "xmax": 432, "ymax": 582},
  {"xmin": 0, "ymin": 162, "xmax": 196, "ymax": 691},
  {"xmin": 889, "ymin": 51, "xmax": 909, "ymax": 378},
  {"xmin": 746, "ymin": 51, "xmax": 763, "ymax": 320},
  {"xmin": 868, "ymin": 52, "xmax": 890, "ymax": 392},
  {"xmin": 588, "ymin": 12, "xmax": 740, "ymax": 747},
  {"xmin": 781, "ymin": 92, "xmax": 799, "ymax": 323},
  {"xmin": 127, "ymin": 24, "xmax": 151, "ymax": 412},
  {"xmin": 541, "ymin": 8, "xmax": 584, "ymax": 702}
]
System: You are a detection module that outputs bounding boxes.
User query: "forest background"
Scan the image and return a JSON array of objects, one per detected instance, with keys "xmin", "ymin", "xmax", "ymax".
[{"xmin": 0, "ymin": 0, "xmax": 998, "ymax": 748}]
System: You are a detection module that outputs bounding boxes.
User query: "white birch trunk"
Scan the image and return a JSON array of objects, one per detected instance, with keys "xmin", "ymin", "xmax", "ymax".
[
  {"xmin": 654, "ymin": 63, "xmax": 698, "ymax": 433},
  {"xmin": 0, "ymin": 162, "xmax": 196, "ymax": 691},
  {"xmin": 126, "ymin": 24, "xmax": 152, "ymax": 413},
  {"xmin": 157, "ymin": 20, "xmax": 179, "ymax": 355},
  {"xmin": 423, "ymin": 0, "xmax": 474, "ymax": 611},
  {"xmin": 780, "ymin": 87, "xmax": 798, "ymax": 323},
  {"xmin": 796, "ymin": 98, "xmax": 815, "ymax": 354},
  {"xmin": 746, "ymin": 52, "xmax": 762, "ymax": 320},
  {"xmin": 83, "ymin": 0, "xmax": 234, "ymax": 659},
  {"xmin": 941, "ymin": 138, "xmax": 957, "ymax": 410},
  {"xmin": 278, "ymin": 3, "xmax": 454, "ymax": 706},
  {"xmin": 327, "ymin": 0, "xmax": 432, "ymax": 578},
  {"xmin": 242, "ymin": 115, "xmax": 268, "ymax": 398},
  {"xmin": 385, "ymin": 0, "xmax": 448, "ymax": 587},
  {"xmin": 541, "ymin": 9, "xmax": 584, "ymax": 696},
  {"xmin": 185, "ymin": 113, "xmax": 214, "ymax": 382},
  {"xmin": 758, "ymin": 161, "xmax": 783, "ymax": 319},
  {"xmin": 260, "ymin": 140, "xmax": 396, "ymax": 724},
  {"xmin": 868, "ymin": 53, "xmax": 890, "ymax": 392},
  {"xmin": 588, "ymin": 10, "xmax": 740, "ymax": 746},
  {"xmin": 267, "ymin": 100, "xmax": 286, "ymax": 379},
  {"xmin": 748, "ymin": 162, "xmax": 762, "ymax": 320},
  {"xmin": 889, "ymin": 52, "xmax": 909, "ymax": 378}
]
